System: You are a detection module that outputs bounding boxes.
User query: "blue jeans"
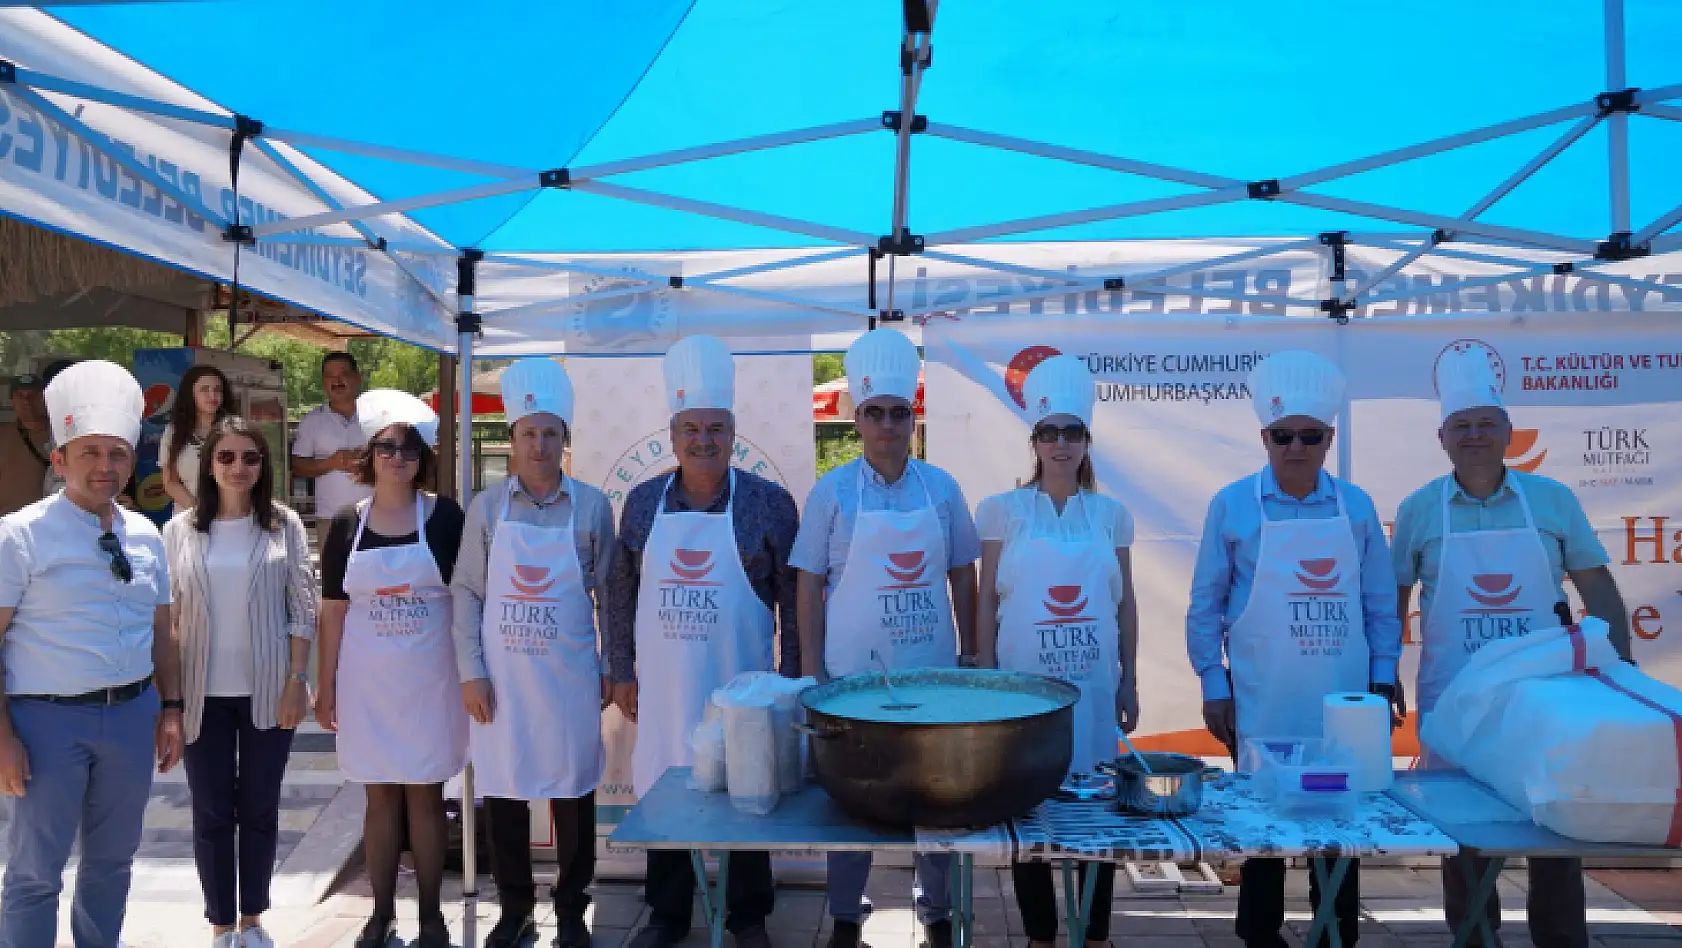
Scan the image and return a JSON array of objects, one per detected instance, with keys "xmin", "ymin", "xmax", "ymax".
[
  {"xmin": 0, "ymin": 686, "xmax": 158, "ymax": 948},
  {"xmin": 826, "ymin": 851, "xmax": 953, "ymax": 926}
]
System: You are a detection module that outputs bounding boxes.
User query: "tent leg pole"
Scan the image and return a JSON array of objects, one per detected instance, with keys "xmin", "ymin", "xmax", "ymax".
[
  {"xmin": 456, "ymin": 253, "xmax": 480, "ymax": 939},
  {"xmin": 1605, "ymin": 0, "xmax": 1630, "ymax": 233}
]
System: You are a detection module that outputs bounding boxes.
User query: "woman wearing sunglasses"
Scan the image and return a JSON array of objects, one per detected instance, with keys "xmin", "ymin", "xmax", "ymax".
[
  {"xmin": 975, "ymin": 355, "xmax": 1136, "ymax": 948},
  {"xmin": 162, "ymin": 417, "xmax": 315, "ymax": 948},
  {"xmin": 162, "ymin": 365, "xmax": 233, "ymax": 511},
  {"xmin": 314, "ymin": 390, "xmax": 467, "ymax": 948}
]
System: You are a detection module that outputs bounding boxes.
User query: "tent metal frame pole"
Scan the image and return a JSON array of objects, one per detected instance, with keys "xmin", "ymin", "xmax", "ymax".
[
  {"xmin": 1355, "ymin": 237, "xmax": 1677, "ymax": 301},
  {"xmin": 454, "ymin": 250, "xmax": 481, "ymax": 947},
  {"xmin": 1630, "ymin": 200, "xmax": 1682, "ymax": 247},
  {"xmin": 569, "ymin": 119, "xmax": 881, "ymax": 179},
  {"xmin": 920, "ymin": 249, "xmax": 1087, "ymax": 285},
  {"xmin": 925, "ymin": 188, "xmax": 1248, "ymax": 246},
  {"xmin": 7, "ymin": 85, "xmax": 229, "ymax": 229},
  {"xmin": 265, "ymin": 125, "xmax": 535, "ymax": 178},
  {"xmin": 571, "ymin": 179, "xmax": 876, "ymax": 247},
  {"xmin": 883, "ymin": 26, "xmax": 930, "ymax": 315},
  {"xmin": 1649, "ymin": 233, "xmax": 1682, "ymax": 253},
  {"xmin": 1279, "ymin": 192, "xmax": 1597, "ymax": 254},
  {"xmin": 1644, "ymin": 103, "xmax": 1682, "ymax": 123},
  {"xmin": 248, "ymin": 176, "xmax": 537, "ymax": 238},
  {"xmin": 6, "ymin": 64, "xmax": 236, "ymax": 129},
  {"xmin": 1605, "ymin": 0, "xmax": 1631, "ymax": 233}
]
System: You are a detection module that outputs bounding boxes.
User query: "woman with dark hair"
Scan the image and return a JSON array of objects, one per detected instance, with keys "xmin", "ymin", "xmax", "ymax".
[
  {"xmin": 976, "ymin": 356, "xmax": 1138, "ymax": 948},
  {"xmin": 314, "ymin": 390, "xmax": 466, "ymax": 948},
  {"xmin": 163, "ymin": 417, "xmax": 316, "ymax": 948},
  {"xmin": 163, "ymin": 365, "xmax": 233, "ymax": 510}
]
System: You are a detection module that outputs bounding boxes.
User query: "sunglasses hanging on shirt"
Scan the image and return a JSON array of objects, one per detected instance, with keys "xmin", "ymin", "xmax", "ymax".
[{"xmin": 98, "ymin": 531, "xmax": 133, "ymax": 584}]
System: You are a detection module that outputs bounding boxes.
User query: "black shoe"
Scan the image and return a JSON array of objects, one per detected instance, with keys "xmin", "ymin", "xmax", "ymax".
[
  {"xmin": 628, "ymin": 927, "xmax": 683, "ymax": 948},
  {"xmin": 416, "ymin": 914, "xmax": 454, "ymax": 948},
  {"xmin": 827, "ymin": 920, "xmax": 862, "ymax": 948},
  {"xmin": 354, "ymin": 915, "xmax": 396, "ymax": 948},
  {"xmin": 734, "ymin": 925, "xmax": 772, "ymax": 948},
  {"xmin": 485, "ymin": 910, "xmax": 536, "ymax": 948},
  {"xmin": 921, "ymin": 920, "xmax": 953, "ymax": 948},
  {"xmin": 554, "ymin": 914, "xmax": 591, "ymax": 948}
]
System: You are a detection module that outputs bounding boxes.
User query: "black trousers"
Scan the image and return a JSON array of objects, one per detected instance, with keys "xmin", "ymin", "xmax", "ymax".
[
  {"xmin": 645, "ymin": 848, "xmax": 775, "ymax": 936},
  {"xmin": 1235, "ymin": 857, "xmax": 1361, "ymax": 948},
  {"xmin": 484, "ymin": 792, "xmax": 596, "ymax": 918},
  {"xmin": 1442, "ymin": 856, "xmax": 1588, "ymax": 948},
  {"xmin": 182, "ymin": 696, "xmax": 296, "ymax": 927},
  {"xmin": 1011, "ymin": 861, "xmax": 1116, "ymax": 942}
]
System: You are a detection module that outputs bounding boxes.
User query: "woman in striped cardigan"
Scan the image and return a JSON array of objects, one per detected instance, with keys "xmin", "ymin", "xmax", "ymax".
[{"xmin": 163, "ymin": 416, "xmax": 317, "ymax": 948}]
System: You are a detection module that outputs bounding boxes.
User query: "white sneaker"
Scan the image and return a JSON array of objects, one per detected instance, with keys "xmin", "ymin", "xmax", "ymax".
[
  {"xmin": 242, "ymin": 927, "xmax": 277, "ymax": 948},
  {"xmin": 213, "ymin": 933, "xmax": 242, "ymax": 948}
]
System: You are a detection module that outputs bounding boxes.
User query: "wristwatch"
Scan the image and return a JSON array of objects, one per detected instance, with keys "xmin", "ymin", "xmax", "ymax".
[{"xmin": 160, "ymin": 698, "xmax": 185, "ymax": 711}]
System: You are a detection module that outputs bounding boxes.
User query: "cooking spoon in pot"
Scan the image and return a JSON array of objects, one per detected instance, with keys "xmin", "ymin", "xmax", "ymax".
[
  {"xmin": 874, "ymin": 655, "xmax": 920, "ymax": 711},
  {"xmin": 1116, "ymin": 726, "xmax": 1154, "ymax": 774}
]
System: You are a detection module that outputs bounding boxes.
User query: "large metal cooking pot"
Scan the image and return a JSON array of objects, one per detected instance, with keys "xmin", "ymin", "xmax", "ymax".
[{"xmin": 799, "ymin": 669, "xmax": 1079, "ymax": 828}]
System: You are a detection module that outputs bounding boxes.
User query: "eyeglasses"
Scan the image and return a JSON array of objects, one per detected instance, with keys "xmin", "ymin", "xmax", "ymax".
[
  {"xmin": 1267, "ymin": 426, "xmax": 1329, "ymax": 447},
  {"xmin": 1033, "ymin": 423, "xmax": 1090, "ymax": 445},
  {"xmin": 860, "ymin": 404, "xmax": 914, "ymax": 424},
  {"xmin": 371, "ymin": 439, "xmax": 424, "ymax": 461},
  {"xmin": 214, "ymin": 449, "xmax": 263, "ymax": 467},
  {"xmin": 98, "ymin": 531, "xmax": 132, "ymax": 584}
]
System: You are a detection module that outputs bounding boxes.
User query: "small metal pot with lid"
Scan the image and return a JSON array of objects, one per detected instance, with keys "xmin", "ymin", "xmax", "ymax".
[{"xmin": 799, "ymin": 668, "xmax": 1079, "ymax": 828}]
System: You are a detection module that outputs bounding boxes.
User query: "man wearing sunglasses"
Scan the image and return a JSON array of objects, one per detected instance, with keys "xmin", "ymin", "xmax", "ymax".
[
  {"xmin": 1186, "ymin": 350, "xmax": 1401, "ymax": 948},
  {"xmin": 1393, "ymin": 346, "xmax": 1631, "ymax": 948},
  {"xmin": 0, "ymin": 360, "xmax": 184, "ymax": 947},
  {"xmin": 794, "ymin": 328, "xmax": 980, "ymax": 948}
]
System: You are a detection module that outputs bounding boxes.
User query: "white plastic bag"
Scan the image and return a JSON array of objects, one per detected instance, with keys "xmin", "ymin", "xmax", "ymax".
[
  {"xmin": 1422, "ymin": 617, "xmax": 1682, "ymax": 846},
  {"xmin": 717, "ymin": 672, "xmax": 817, "ymax": 795},
  {"xmin": 687, "ymin": 715, "xmax": 726, "ymax": 792},
  {"xmin": 714, "ymin": 678, "xmax": 779, "ymax": 815}
]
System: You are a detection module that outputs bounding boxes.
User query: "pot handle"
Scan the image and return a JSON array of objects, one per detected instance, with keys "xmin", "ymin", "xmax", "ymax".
[{"xmin": 793, "ymin": 721, "xmax": 844, "ymax": 740}]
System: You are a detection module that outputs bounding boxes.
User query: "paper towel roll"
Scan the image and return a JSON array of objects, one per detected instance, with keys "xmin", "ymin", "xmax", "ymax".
[{"xmin": 1324, "ymin": 692, "xmax": 1394, "ymax": 791}]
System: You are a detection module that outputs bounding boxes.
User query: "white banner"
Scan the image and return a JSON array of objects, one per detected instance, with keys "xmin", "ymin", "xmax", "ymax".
[
  {"xmin": 0, "ymin": 10, "xmax": 456, "ymax": 350},
  {"xmin": 567, "ymin": 347, "xmax": 817, "ymax": 876},
  {"xmin": 927, "ymin": 312, "xmax": 1682, "ymax": 755}
]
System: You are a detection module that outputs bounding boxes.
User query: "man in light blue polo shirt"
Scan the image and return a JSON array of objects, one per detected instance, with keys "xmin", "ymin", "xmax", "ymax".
[
  {"xmin": 1393, "ymin": 346, "xmax": 1630, "ymax": 948},
  {"xmin": 0, "ymin": 360, "xmax": 185, "ymax": 948},
  {"xmin": 1186, "ymin": 350, "xmax": 1402, "ymax": 948},
  {"xmin": 794, "ymin": 328, "xmax": 980, "ymax": 948}
]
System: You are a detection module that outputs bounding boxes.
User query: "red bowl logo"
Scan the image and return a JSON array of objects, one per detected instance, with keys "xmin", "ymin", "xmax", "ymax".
[
  {"xmin": 1505, "ymin": 428, "xmax": 1547, "ymax": 473},
  {"xmin": 1004, "ymin": 346, "xmax": 1061, "ymax": 409},
  {"xmin": 375, "ymin": 584, "xmax": 413, "ymax": 597},
  {"xmin": 511, "ymin": 565, "xmax": 557, "ymax": 597},
  {"xmin": 143, "ymin": 383, "xmax": 173, "ymax": 417},
  {"xmin": 670, "ymin": 549, "xmax": 715, "ymax": 581},
  {"xmin": 884, "ymin": 551, "xmax": 927, "ymax": 584},
  {"xmin": 1468, "ymin": 573, "xmax": 1521, "ymax": 607},
  {"xmin": 1295, "ymin": 558, "xmax": 1341, "ymax": 591},
  {"xmin": 1043, "ymin": 584, "xmax": 1089, "ymax": 618}
]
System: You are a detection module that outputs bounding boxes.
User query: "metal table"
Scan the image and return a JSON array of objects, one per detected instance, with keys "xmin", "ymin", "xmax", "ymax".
[
  {"xmin": 611, "ymin": 769, "xmax": 983, "ymax": 948},
  {"xmin": 1387, "ymin": 770, "xmax": 1678, "ymax": 948}
]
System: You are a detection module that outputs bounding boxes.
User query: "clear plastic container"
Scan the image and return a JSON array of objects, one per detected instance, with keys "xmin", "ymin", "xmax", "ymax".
[{"xmin": 1242, "ymin": 737, "xmax": 1358, "ymax": 820}]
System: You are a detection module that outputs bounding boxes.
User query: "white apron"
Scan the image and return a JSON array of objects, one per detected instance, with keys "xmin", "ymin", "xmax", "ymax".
[
  {"xmin": 472, "ymin": 478, "xmax": 604, "ymax": 800},
  {"xmin": 995, "ymin": 491, "xmax": 1123, "ymax": 776},
  {"xmin": 631, "ymin": 471, "xmax": 774, "ymax": 798},
  {"xmin": 1417, "ymin": 476, "xmax": 1557, "ymax": 718},
  {"xmin": 1228, "ymin": 474, "xmax": 1369, "ymax": 754},
  {"xmin": 825, "ymin": 463, "xmax": 958, "ymax": 677},
  {"xmin": 338, "ymin": 497, "xmax": 469, "ymax": 784}
]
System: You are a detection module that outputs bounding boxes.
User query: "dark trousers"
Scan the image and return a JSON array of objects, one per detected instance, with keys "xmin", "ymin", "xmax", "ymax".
[
  {"xmin": 645, "ymin": 848, "xmax": 775, "ymax": 936},
  {"xmin": 183, "ymin": 696, "xmax": 296, "ymax": 927},
  {"xmin": 1012, "ymin": 861, "xmax": 1116, "ymax": 942},
  {"xmin": 484, "ymin": 792, "xmax": 597, "ymax": 918},
  {"xmin": 1442, "ymin": 856, "xmax": 1588, "ymax": 948},
  {"xmin": 1236, "ymin": 858, "xmax": 1361, "ymax": 948}
]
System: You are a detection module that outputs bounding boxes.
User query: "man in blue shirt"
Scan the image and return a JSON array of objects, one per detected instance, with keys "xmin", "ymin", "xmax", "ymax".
[
  {"xmin": 1393, "ymin": 345, "xmax": 1630, "ymax": 948},
  {"xmin": 0, "ymin": 360, "xmax": 185, "ymax": 948},
  {"xmin": 1186, "ymin": 351, "xmax": 1403, "ymax": 948}
]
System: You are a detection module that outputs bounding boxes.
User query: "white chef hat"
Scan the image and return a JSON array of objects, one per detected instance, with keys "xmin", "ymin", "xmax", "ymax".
[
  {"xmin": 357, "ymin": 389, "xmax": 439, "ymax": 447},
  {"xmin": 1248, "ymin": 350, "xmax": 1345, "ymax": 427},
  {"xmin": 501, "ymin": 357, "xmax": 575, "ymax": 427},
  {"xmin": 45, "ymin": 359, "xmax": 143, "ymax": 448},
  {"xmin": 663, "ymin": 334, "xmax": 735, "ymax": 415},
  {"xmin": 1435, "ymin": 345, "xmax": 1505, "ymax": 421},
  {"xmin": 845, "ymin": 328, "xmax": 919, "ymax": 405},
  {"xmin": 1022, "ymin": 355, "xmax": 1095, "ymax": 427}
]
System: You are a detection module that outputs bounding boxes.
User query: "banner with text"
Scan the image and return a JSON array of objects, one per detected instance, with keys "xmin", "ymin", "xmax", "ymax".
[{"xmin": 926, "ymin": 311, "xmax": 1682, "ymax": 755}]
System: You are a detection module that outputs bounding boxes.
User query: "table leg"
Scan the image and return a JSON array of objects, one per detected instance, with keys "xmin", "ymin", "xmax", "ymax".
[
  {"xmin": 1304, "ymin": 857, "xmax": 1352, "ymax": 948},
  {"xmin": 689, "ymin": 849, "xmax": 731, "ymax": 948},
  {"xmin": 1450, "ymin": 854, "xmax": 1505, "ymax": 948}
]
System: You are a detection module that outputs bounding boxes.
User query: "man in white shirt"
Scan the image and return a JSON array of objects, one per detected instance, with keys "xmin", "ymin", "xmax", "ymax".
[
  {"xmin": 0, "ymin": 360, "xmax": 185, "ymax": 948},
  {"xmin": 291, "ymin": 352, "xmax": 373, "ymax": 537}
]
